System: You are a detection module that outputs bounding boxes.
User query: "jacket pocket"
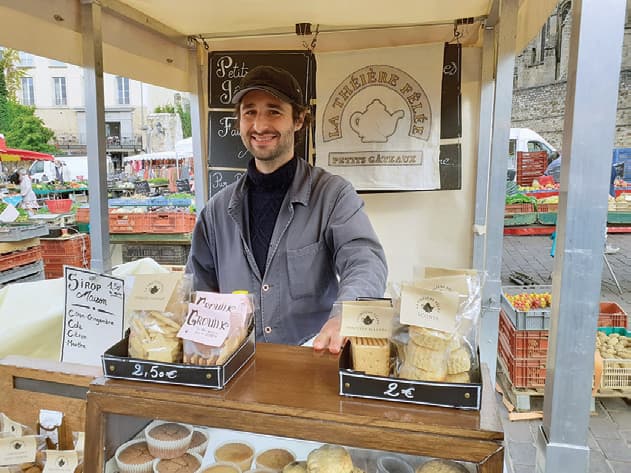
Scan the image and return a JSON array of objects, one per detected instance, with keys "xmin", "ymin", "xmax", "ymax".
[{"xmin": 287, "ymin": 240, "xmax": 333, "ymax": 299}]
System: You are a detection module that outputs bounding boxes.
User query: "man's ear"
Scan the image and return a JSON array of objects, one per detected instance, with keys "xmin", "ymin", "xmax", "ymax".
[{"xmin": 294, "ymin": 112, "xmax": 306, "ymax": 132}]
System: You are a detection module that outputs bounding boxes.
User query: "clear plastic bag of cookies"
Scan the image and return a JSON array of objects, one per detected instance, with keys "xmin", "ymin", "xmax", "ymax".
[
  {"xmin": 181, "ymin": 291, "xmax": 254, "ymax": 367},
  {"xmin": 128, "ymin": 275, "xmax": 193, "ymax": 363},
  {"xmin": 40, "ymin": 450, "xmax": 83, "ymax": 473},
  {"xmin": 0, "ymin": 433, "xmax": 46, "ymax": 473}
]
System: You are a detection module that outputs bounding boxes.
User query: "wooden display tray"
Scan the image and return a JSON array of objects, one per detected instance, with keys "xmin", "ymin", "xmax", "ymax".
[
  {"xmin": 338, "ymin": 342, "xmax": 482, "ymax": 410},
  {"xmin": 85, "ymin": 344, "xmax": 504, "ymax": 473},
  {"xmin": 0, "ymin": 356, "xmax": 101, "ymax": 448}
]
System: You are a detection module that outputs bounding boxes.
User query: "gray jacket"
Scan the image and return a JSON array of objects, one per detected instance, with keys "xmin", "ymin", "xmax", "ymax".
[{"xmin": 186, "ymin": 158, "xmax": 388, "ymax": 345}]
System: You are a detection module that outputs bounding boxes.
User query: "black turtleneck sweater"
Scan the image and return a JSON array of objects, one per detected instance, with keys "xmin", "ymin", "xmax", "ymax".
[{"xmin": 247, "ymin": 157, "xmax": 297, "ymax": 275}]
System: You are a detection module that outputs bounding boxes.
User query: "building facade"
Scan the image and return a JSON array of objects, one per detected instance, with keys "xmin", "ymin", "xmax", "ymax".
[
  {"xmin": 512, "ymin": 1, "xmax": 630, "ymax": 150},
  {"xmin": 11, "ymin": 51, "xmax": 186, "ymax": 169}
]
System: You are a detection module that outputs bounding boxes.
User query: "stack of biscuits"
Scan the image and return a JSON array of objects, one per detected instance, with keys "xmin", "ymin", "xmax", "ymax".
[
  {"xmin": 398, "ymin": 326, "xmax": 471, "ymax": 383},
  {"xmin": 128, "ymin": 310, "xmax": 182, "ymax": 363}
]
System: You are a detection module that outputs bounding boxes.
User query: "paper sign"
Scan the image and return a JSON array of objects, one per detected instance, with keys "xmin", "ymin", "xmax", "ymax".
[
  {"xmin": 340, "ymin": 302, "xmax": 394, "ymax": 338},
  {"xmin": 0, "ymin": 414, "xmax": 22, "ymax": 436},
  {"xmin": 423, "ymin": 266, "xmax": 478, "ymax": 278},
  {"xmin": 0, "ymin": 436, "xmax": 36, "ymax": 465},
  {"xmin": 43, "ymin": 450, "xmax": 78, "ymax": 473},
  {"xmin": 177, "ymin": 304, "xmax": 231, "ymax": 347},
  {"xmin": 61, "ymin": 267, "xmax": 125, "ymax": 365},
  {"xmin": 127, "ymin": 273, "xmax": 181, "ymax": 312},
  {"xmin": 415, "ymin": 275, "xmax": 470, "ymax": 297},
  {"xmin": 194, "ymin": 291, "xmax": 251, "ymax": 329},
  {"xmin": 400, "ymin": 285, "xmax": 459, "ymax": 332}
]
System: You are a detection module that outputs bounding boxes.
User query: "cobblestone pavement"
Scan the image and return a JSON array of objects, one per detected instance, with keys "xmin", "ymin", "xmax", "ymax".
[{"xmin": 500, "ymin": 234, "xmax": 631, "ymax": 473}]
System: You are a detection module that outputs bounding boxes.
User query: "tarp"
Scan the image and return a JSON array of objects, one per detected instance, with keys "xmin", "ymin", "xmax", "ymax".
[
  {"xmin": 122, "ymin": 150, "xmax": 182, "ymax": 162},
  {"xmin": 0, "ymin": 135, "xmax": 54, "ymax": 161}
]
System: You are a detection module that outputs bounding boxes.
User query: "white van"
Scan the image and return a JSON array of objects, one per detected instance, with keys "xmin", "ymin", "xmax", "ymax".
[
  {"xmin": 29, "ymin": 155, "xmax": 113, "ymax": 183},
  {"xmin": 507, "ymin": 128, "xmax": 558, "ymax": 180}
]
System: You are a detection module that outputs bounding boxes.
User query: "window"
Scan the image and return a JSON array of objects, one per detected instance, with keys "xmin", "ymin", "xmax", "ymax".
[
  {"xmin": 18, "ymin": 52, "xmax": 34, "ymax": 67},
  {"xmin": 20, "ymin": 77, "xmax": 34, "ymax": 105},
  {"xmin": 117, "ymin": 76, "xmax": 130, "ymax": 104},
  {"xmin": 527, "ymin": 141, "xmax": 552, "ymax": 154},
  {"xmin": 54, "ymin": 77, "xmax": 67, "ymax": 106}
]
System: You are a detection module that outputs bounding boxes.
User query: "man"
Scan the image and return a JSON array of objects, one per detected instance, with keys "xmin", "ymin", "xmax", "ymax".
[{"xmin": 186, "ymin": 65, "xmax": 388, "ymax": 353}]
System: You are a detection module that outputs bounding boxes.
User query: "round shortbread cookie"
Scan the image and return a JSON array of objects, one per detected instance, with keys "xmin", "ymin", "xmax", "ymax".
[
  {"xmin": 408, "ymin": 327, "xmax": 454, "ymax": 351},
  {"xmin": 445, "ymin": 371, "xmax": 471, "ymax": 383},
  {"xmin": 447, "ymin": 347, "xmax": 471, "ymax": 374},
  {"xmin": 405, "ymin": 341, "xmax": 448, "ymax": 373},
  {"xmin": 416, "ymin": 459, "xmax": 469, "ymax": 473},
  {"xmin": 398, "ymin": 363, "xmax": 446, "ymax": 382}
]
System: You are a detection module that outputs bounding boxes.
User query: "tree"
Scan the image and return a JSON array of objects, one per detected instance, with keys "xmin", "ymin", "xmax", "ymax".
[
  {"xmin": 0, "ymin": 48, "xmax": 25, "ymax": 101},
  {"xmin": 4, "ymin": 103, "xmax": 56, "ymax": 153},
  {"xmin": 0, "ymin": 69, "xmax": 8, "ymax": 133},
  {"xmin": 154, "ymin": 101, "xmax": 192, "ymax": 138}
]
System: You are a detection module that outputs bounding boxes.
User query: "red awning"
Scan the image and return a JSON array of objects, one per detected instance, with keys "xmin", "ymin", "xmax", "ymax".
[{"xmin": 0, "ymin": 135, "xmax": 54, "ymax": 161}]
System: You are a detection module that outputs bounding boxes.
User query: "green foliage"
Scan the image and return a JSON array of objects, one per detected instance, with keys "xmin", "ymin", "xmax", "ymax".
[
  {"xmin": 4, "ymin": 102, "xmax": 57, "ymax": 153},
  {"xmin": 153, "ymin": 101, "xmax": 191, "ymax": 138},
  {"xmin": 0, "ymin": 48, "xmax": 25, "ymax": 101},
  {"xmin": 0, "ymin": 69, "xmax": 8, "ymax": 133}
]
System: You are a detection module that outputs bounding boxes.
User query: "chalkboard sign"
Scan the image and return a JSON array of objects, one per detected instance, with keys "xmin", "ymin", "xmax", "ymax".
[
  {"xmin": 176, "ymin": 178, "xmax": 191, "ymax": 192},
  {"xmin": 209, "ymin": 169, "xmax": 246, "ymax": 196},
  {"xmin": 208, "ymin": 111, "xmax": 250, "ymax": 168},
  {"xmin": 441, "ymin": 43, "xmax": 462, "ymax": 140},
  {"xmin": 209, "ymin": 50, "xmax": 314, "ymax": 108},
  {"xmin": 439, "ymin": 144, "xmax": 461, "ymax": 190},
  {"xmin": 134, "ymin": 180, "xmax": 151, "ymax": 195}
]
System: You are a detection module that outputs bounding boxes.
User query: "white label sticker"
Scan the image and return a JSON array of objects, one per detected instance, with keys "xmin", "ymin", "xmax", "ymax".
[
  {"xmin": 0, "ymin": 436, "xmax": 36, "ymax": 465},
  {"xmin": 400, "ymin": 285, "xmax": 459, "ymax": 332},
  {"xmin": 340, "ymin": 303, "xmax": 394, "ymax": 338},
  {"xmin": 43, "ymin": 450, "xmax": 78, "ymax": 473},
  {"xmin": 177, "ymin": 304, "xmax": 231, "ymax": 347}
]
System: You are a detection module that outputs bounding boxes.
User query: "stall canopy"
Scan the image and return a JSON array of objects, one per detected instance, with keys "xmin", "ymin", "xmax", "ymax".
[{"xmin": 0, "ymin": 134, "xmax": 54, "ymax": 162}]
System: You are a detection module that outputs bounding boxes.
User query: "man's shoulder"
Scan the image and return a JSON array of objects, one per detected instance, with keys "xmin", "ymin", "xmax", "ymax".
[{"xmin": 308, "ymin": 162, "xmax": 352, "ymax": 191}]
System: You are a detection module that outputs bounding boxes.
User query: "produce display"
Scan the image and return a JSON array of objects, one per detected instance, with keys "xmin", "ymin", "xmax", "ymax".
[
  {"xmin": 596, "ymin": 331, "xmax": 631, "ymax": 360},
  {"xmin": 505, "ymin": 193, "xmax": 536, "ymax": 206},
  {"xmin": 504, "ymin": 291, "xmax": 552, "ymax": 311}
]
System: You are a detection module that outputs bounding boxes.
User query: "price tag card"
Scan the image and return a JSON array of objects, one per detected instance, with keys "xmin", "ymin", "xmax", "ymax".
[
  {"xmin": 61, "ymin": 267, "xmax": 125, "ymax": 366},
  {"xmin": 127, "ymin": 273, "xmax": 181, "ymax": 312},
  {"xmin": 43, "ymin": 451, "xmax": 78, "ymax": 473},
  {"xmin": 399, "ymin": 285, "xmax": 459, "ymax": 332},
  {"xmin": 177, "ymin": 304, "xmax": 231, "ymax": 347},
  {"xmin": 340, "ymin": 302, "xmax": 394, "ymax": 338},
  {"xmin": 0, "ymin": 414, "xmax": 22, "ymax": 436}
]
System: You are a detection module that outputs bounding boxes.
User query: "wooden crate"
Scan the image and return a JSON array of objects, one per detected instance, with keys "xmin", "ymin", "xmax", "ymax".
[{"xmin": 0, "ymin": 356, "xmax": 101, "ymax": 448}]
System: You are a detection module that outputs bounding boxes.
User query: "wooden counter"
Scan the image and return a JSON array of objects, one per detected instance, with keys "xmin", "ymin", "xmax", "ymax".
[{"xmin": 85, "ymin": 344, "xmax": 504, "ymax": 473}]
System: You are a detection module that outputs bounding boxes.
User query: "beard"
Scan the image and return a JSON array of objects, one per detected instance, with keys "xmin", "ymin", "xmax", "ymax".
[{"xmin": 242, "ymin": 128, "xmax": 295, "ymax": 164}]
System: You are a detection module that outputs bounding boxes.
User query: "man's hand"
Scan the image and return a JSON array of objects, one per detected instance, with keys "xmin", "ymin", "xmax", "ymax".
[{"xmin": 313, "ymin": 316, "xmax": 346, "ymax": 354}]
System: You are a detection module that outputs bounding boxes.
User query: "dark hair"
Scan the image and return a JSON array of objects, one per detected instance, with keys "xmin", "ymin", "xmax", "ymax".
[{"xmin": 8, "ymin": 171, "xmax": 20, "ymax": 185}]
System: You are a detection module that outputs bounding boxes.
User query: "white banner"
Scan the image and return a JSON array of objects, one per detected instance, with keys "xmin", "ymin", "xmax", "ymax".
[{"xmin": 316, "ymin": 44, "xmax": 443, "ymax": 190}]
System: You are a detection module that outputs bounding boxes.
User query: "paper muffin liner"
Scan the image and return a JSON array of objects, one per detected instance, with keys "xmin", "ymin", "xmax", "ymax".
[
  {"xmin": 115, "ymin": 438, "xmax": 156, "ymax": 473},
  {"xmin": 144, "ymin": 420, "xmax": 194, "ymax": 459},
  {"xmin": 200, "ymin": 461, "xmax": 243, "ymax": 473},
  {"xmin": 255, "ymin": 448, "xmax": 296, "ymax": 471},
  {"xmin": 152, "ymin": 451, "xmax": 203, "ymax": 473},
  {"xmin": 187, "ymin": 428, "xmax": 210, "ymax": 456},
  {"xmin": 214, "ymin": 441, "xmax": 255, "ymax": 472}
]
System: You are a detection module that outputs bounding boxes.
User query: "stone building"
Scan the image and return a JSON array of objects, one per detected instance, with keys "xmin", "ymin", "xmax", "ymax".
[{"xmin": 511, "ymin": 1, "xmax": 630, "ymax": 149}]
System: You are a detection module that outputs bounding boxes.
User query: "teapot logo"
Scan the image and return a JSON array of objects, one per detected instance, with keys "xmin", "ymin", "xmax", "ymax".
[
  {"xmin": 58, "ymin": 457, "xmax": 67, "ymax": 467},
  {"xmin": 416, "ymin": 296, "xmax": 440, "ymax": 320},
  {"xmin": 350, "ymin": 99, "xmax": 404, "ymax": 143},
  {"xmin": 145, "ymin": 281, "xmax": 163, "ymax": 296},
  {"xmin": 11, "ymin": 440, "xmax": 23, "ymax": 450}
]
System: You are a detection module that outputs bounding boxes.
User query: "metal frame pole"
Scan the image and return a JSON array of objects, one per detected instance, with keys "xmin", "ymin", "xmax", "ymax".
[
  {"xmin": 189, "ymin": 44, "xmax": 208, "ymax": 215},
  {"xmin": 81, "ymin": 0, "xmax": 110, "ymax": 273},
  {"xmin": 536, "ymin": 1, "xmax": 626, "ymax": 472},
  {"xmin": 479, "ymin": 0, "xmax": 517, "ymax": 384}
]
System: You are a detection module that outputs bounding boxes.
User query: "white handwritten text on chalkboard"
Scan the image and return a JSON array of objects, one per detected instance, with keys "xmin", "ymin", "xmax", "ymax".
[{"xmin": 215, "ymin": 56, "xmax": 249, "ymax": 105}]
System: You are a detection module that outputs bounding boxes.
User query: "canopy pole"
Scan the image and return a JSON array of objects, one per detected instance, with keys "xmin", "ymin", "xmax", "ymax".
[
  {"xmin": 81, "ymin": 0, "xmax": 111, "ymax": 273},
  {"xmin": 478, "ymin": 0, "xmax": 517, "ymax": 385},
  {"xmin": 536, "ymin": 1, "xmax": 626, "ymax": 472},
  {"xmin": 190, "ymin": 44, "xmax": 208, "ymax": 214}
]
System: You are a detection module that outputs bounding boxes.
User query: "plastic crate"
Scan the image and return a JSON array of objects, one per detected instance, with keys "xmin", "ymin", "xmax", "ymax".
[
  {"xmin": 596, "ymin": 327, "xmax": 631, "ymax": 392},
  {"xmin": 503, "ymin": 212, "xmax": 537, "ymax": 226},
  {"xmin": 0, "ymin": 246, "xmax": 43, "ymax": 272},
  {"xmin": 537, "ymin": 212, "xmax": 557, "ymax": 225},
  {"xmin": 497, "ymin": 334, "xmax": 547, "ymax": 388},
  {"xmin": 75, "ymin": 207, "xmax": 90, "ymax": 223},
  {"xmin": 45, "ymin": 199, "xmax": 73, "ymax": 214},
  {"xmin": 499, "ymin": 309, "xmax": 549, "ymax": 359},
  {"xmin": 122, "ymin": 244, "xmax": 190, "ymax": 265},
  {"xmin": 77, "ymin": 223, "xmax": 90, "ymax": 233},
  {"xmin": 148, "ymin": 212, "xmax": 196, "ymax": 234},
  {"xmin": 516, "ymin": 151, "xmax": 548, "ymax": 186},
  {"xmin": 501, "ymin": 285, "xmax": 552, "ymax": 330},
  {"xmin": 109, "ymin": 213, "xmax": 150, "ymax": 233},
  {"xmin": 537, "ymin": 203, "xmax": 558, "ymax": 213},
  {"xmin": 505, "ymin": 203, "xmax": 535, "ymax": 214},
  {"xmin": 3, "ymin": 195, "xmax": 22, "ymax": 207},
  {"xmin": 598, "ymin": 302, "xmax": 628, "ymax": 328},
  {"xmin": 607, "ymin": 211, "xmax": 631, "ymax": 224},
  {"xmin": 0, "ymin": 223, "xmax": 49, "ymax": 241},
  {"xmin": 41, "ymin": 234, "xmax": 91, "ymax": 256}
]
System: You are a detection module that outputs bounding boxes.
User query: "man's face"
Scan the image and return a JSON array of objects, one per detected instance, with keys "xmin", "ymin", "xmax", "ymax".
[{"xmin": 239, "ymin": 90, "xmax": 304, "ymax": 172}]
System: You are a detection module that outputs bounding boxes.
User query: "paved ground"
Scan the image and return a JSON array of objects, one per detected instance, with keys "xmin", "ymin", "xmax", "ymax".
[{"xmin": 500, "ymin": 233, "xmax": 631, "ymax": 473}]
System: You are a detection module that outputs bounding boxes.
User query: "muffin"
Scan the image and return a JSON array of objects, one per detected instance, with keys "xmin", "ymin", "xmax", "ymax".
[
  {"xmin": 282, "ymin": 461, "xmax": 307, "ymax": 473},
  {"xmin": 153, "ymin": 452, "xmax": 202, "ymax": 473},
  {"xmin": 115, "ymin": 439, "xmax": 155, "ymax": 473},
  {"xmin": 255, "ymin": 448, "xmax": 296, "ymax": 471},
  {"xmin": 201, "ymin": 462, "xmax": 242, "ymax": 473},
  {"xmin": 306, "ymin": 444, "xmax": 353, "ymax": 473},
  {"xmin": 415, "ymin": 460, "xmax": 469, "ymax": 473},
  {"xmin": 144, "ymin": 421, "xmax": 193, "ymax": 459},
  {"xmin": 214, "ymin": 442, "xmax": 254, "ymax": 472},
  {"xmin": 188, "ymin": 429, "xmax": 209, "ymax": 456}
]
